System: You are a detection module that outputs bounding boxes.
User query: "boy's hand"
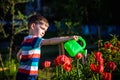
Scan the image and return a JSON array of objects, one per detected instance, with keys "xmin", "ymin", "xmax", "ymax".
[{"xmin": 72, "ymin": 35, "xmax": 80, "ymax": 41}]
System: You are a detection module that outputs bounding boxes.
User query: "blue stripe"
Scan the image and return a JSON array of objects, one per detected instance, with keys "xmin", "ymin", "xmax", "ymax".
[
  {"xmin": 31, "ymin": 58, "xmax": 40, "ymax": 62},
  {"xmin": 21, "ymin": 47, "xmax": 41, "ymax": 51},
  {"xmin": 21, "ymin": 46, "xmax": 32, "ymax": 50},
  {"xmin": 20, "ymin": 62, "xmax": 39, "ymax": 66},
  {"xmin": 21, "ymin": 43, "xmax": 33, "ymax": 47},
  {"xmin": 33, "ymin": 47, "xmax": 41, "ymax": 50},
  {"xmin": 21, "ymin": 58, "xmax": 40, "ymax": 62},
  {"xmin": 31, "ymin": 62, "xmax": 39, "ymax": 66},
  {"xmin": 34, "ymin": 38, "xmax": 43, "ymax": 48},
  {"xmin": 21, "ymin": 38, "xmax": 43, "ymax": 50},
  {"xmin": 17, "ymin": 72, "xmax": 38, "ymax": 76}
]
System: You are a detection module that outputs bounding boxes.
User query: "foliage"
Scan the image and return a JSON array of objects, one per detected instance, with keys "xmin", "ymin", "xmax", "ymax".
[
  {"xmin": 0, "ymin": 58, "xmax": 19, "ymax": 80},
  {"xmin": 39, "ymin": 35, "xmax": 120, "ymax": 80},
  {"xmin": 0, "ymin": 0, "xmax": 29, "ymax": 39},
  {"xmin": 43, "ymin": 0, "xmax": 117, "ymax": 25},
  {"xmin": 51, "ymin": 54, "xmax": 86, "ymax": 80},
  {"xmin": 98, "ymin": 35, "xmax": 120, "ymax": 72},
  {"xmin": 0, "ymin": 0, "xmax": 30, "ymax": 79},
  {"xmin": 54, "ymin": 19, "xmax": 81, "ymax": 36}
]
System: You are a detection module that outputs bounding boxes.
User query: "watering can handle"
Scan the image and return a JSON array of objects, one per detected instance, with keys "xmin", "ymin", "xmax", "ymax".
[{"xmin": 78, "ymin": 37, "xmax": 86, "ymax": 49}]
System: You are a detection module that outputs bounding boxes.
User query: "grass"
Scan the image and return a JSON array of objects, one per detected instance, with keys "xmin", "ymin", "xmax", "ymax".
[{"xmin": 38, "ymin": 67, "xmax": 55, "ymax": 80}]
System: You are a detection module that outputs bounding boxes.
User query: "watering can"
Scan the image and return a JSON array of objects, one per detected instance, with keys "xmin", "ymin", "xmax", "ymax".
[{"xmin": 64, "ymin": 37, "xmax": 86, "ymax": 57}]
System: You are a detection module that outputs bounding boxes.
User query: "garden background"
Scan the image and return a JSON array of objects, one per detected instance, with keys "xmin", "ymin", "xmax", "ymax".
[{"xmin": 0, "ymin": 0, "xmax": 120, "ymax": 80}]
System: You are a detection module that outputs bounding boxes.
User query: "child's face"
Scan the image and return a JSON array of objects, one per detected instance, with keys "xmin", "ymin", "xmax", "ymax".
[{"xmin": 31, "ymin": 20, "xmax": 48, "ymax": 37}]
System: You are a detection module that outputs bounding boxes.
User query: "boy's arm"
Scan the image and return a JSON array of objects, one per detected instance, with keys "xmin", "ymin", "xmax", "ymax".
[
  {"xmin": 16, "ymin": 49, "xmax": 22, "ymax": 62},
  {"xmin": 41, "ymin": 36, "xmax": 79, "ymax": 45}
]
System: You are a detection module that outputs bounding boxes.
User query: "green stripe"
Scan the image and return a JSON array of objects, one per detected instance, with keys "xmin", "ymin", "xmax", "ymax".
[
  {"xmin": 21, "ymin": 46, "xmax": 32, "ymax": 50},
  {"xmin": 20, "ymin": 62, "xmax": 39, "ymax": 66},
  {"xmin": 34, "ymin": 38, "xmax": 42, "ymax": 48}
]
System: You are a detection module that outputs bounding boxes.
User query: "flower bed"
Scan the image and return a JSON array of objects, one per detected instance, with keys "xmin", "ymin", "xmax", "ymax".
[{"xmin": 40, "ymin": 35, "xmax": 120, "ymax": 80}]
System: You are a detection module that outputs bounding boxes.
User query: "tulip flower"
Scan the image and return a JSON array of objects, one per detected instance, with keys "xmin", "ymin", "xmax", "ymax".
[
  {"xmin": 90, "ymin": 64, "xmax": 98, "ymax": 73},
  {"xmin": 54, "ymin": 58, "xmax": 60, "ymax": 66},
  {"xmin": 102, "ymin": 72, "xmax": 112, "ymax": 80},
  {"xmin": 97, "ymin": 65, "xmax": 104, "ymax": 74},
  {"xmin": 94, "ymin": 51, "xmax": 103, "ymax": 62},
  {"xmin": 98, "ymin": 58, "xmax": 104, "ymax": 65},
  {"xmin": 104, "ymin": 43, "xmax": 112, "ymax": 49},
  {"xmin": 54, "ymin": 54, "xmax": 72, "ymax": 66},
  {"xmin": 42, "ymin": 61, "xmax": 51, "ymax": 68},
  {"xmin": 63, "ymin": 62, "xmax": 72, "ymax": 72},
  {"xmin": 75, "ymin": 53, "xmax": 83, "ymax": 59},
  {"xmin": 106, "ymin": 61, "xmax": 116, "ymax": 71}
]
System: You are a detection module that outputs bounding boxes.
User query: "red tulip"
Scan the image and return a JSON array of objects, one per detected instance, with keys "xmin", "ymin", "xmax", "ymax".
[
  {"xmin": 63, "ymin": 62, "xmax": 72, "ymax": 72},
  {"xmin": 54, "ymin": 54, "xmax": 72, "ymax": 66},
  {"xmin": 58, "ymin": 55, "xmax": 67, "ymax": 65},
  {"xmin": 97, "ymin": 65, "xmax": 104, "ymax": 74},
  {"xmin": 54, "ymin": 58, "xmax": 59, "ymax": 66},
  {"xmin": 53, "ymin": 55, "xmax": 66, "ymax": 65},
  {"xmin": 90, "ymin": 63, "xmax": 104, "ymax": 74},
  {"xmin": 64, "ymin": 57, "xmax": 72, "ymax": 64},
  {"xmin": 42, "ymin": 61, "xmax": 51, "ymax": 68},
  {"xmin": 106, "ymin": 61, "xmax": 116, "ymax": 71},
  {"xmin": 94, "ymin": 51, "xmax": 103, "ymax": 62},
  {"xmin": 102, "ymin": 72, "xmax": 112, "ymax": 80},
  {"xmin": 104, "ymin": 43, "xmax": 112, "ymax": 49},
  {"xmin": 75, "ymin": 53, "xmax": 83, "ymax": 59},
  {"xmin": 98, "ymin": 58, "xmax": 104, "ymax": 65},
  {"xmin": 90, "ymin": 64, "xmax": 98, "ymax": 73}
]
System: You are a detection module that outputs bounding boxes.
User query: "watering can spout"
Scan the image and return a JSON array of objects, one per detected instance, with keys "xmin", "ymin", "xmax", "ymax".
[
  {"xmin": 64, "ymin": 37, "xmax": 86, "ymax": 57},
  {"xmin": 80, "ymin": 49, "xmax": 87, "ymax": 56}
]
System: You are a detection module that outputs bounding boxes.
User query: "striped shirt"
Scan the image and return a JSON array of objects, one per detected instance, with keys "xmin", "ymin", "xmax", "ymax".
[{"xmin": 18, "ymin": 35, "xmax": 43, "ymax": 76}]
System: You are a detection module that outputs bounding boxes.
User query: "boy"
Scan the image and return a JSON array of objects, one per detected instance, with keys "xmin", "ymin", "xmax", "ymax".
[{"xmin": 16, "ymin": 14, "xmax": 79, "ymax": 80}]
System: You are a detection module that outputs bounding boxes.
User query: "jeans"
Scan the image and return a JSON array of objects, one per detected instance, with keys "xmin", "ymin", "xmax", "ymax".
[{"xmin": 16, "ymin": 72, "xmax": 38, "ymax": 80}]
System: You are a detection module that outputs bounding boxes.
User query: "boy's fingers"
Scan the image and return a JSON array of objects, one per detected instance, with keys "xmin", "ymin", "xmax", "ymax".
[{"xmin": 73, "ymin": 35, "xmax": 79, "ymax": 41}]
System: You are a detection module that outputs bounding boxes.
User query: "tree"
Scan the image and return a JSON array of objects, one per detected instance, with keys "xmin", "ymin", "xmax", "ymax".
[{"xmin": 0, "ymin": 0, "xmax": 30, "ymax": 77}]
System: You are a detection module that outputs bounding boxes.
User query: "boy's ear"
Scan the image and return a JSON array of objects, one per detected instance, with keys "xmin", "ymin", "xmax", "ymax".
[{"xmin": 31, "ymin": 23, "xmax": 35, "ymax": 29}]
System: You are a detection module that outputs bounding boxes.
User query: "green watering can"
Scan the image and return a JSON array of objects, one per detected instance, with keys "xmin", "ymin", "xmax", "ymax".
[{"xmin": 64, "ymin": 37, "xmax": 87, "ymax": 57}]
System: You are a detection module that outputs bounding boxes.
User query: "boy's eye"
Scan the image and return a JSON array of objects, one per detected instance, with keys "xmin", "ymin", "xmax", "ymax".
[
  {"xmin": 38, "ymin": 21, "xmax": 48, "ymax": 27},
  {"xmin": 40, "ymin": 26, "xmax": 47, "ymax": 31},
  {"xmin": 39, "ymin": 22, "xmax": 44, "ymax": 25}
]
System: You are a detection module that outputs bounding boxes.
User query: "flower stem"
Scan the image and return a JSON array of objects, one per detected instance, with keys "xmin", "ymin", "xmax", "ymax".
[
  {"xmin": 97, "ymin": 73, "xmax": 99, "ymax": 80},
  {"xmin": 61, "ymin": 65, "xmax": 63, "ymax": 74},
  {"xmin": 56, "ymin": 66, "xmax": 58, "ymax": 77},
  {"xmin": 46, "ymin": 68, "xmax": 47, "ymax": 78},
  {"xmin": 77, "ymin": 59, "xmax": 80, "ymax": 78},
  {"xmin": 93, "ymin": 73, "xmax": 97, "ymax": 80}
]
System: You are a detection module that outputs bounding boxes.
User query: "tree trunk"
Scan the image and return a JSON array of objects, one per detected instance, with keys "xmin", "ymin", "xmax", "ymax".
[
  {"xmin": 97, "ymin": 25, "xmax": 101, "ymax": 49},
  {"xmin": 8, "ymin": 1, "xmax": 15, "ymax": 73},
  {"xmin": 0, "ymin": 53, "xmax": 5, "ymax": 78}
]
